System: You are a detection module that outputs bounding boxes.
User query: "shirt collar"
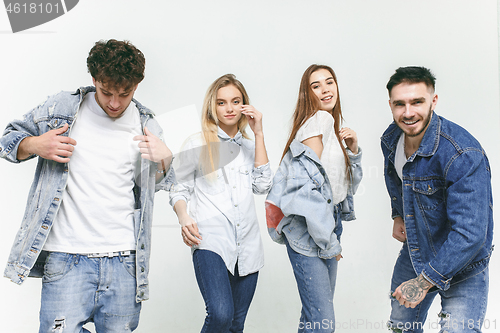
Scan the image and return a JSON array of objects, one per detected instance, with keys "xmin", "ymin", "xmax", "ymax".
[{"xmin": 217, "ymin": 126, "xmax": 243, "ymax": 146}]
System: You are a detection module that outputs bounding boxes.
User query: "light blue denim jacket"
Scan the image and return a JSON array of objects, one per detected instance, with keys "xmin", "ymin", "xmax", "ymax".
[
  {"xmin": 381, "ymin": 112, "xmax": 493, "ymax": 291},
  {"xmin": 0, "ymin": 86, "xmax": 175, "ymax": 302},
  {"xmin": 266, "ymin": 139, "xmax": 362, "ymax": 259}
]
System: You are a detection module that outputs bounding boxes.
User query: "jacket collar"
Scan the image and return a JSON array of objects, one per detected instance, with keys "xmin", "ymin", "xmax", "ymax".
[
  {"xmin": 73, "ymin": 86, "xmax": 155, "ymax": 117},
  {"xmin": 217, "ymin": 127, "xmax": 243, "ymax": 146},
  {"xmin": 381, "ymin": 111, "xmax": 441, "ymax": 161},
  {"xmin": 289, "ymin": 139, "xmax": 322, "ymax": 165}
]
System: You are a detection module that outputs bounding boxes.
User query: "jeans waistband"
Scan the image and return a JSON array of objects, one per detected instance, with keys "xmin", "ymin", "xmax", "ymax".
[{"xmin": 85, "ymin": 250, "xmax": 136, "ymax": 258}]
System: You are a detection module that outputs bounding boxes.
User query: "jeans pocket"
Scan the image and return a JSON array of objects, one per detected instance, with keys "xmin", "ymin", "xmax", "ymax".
[
  {"xmin": 42, "ymin": 252, "xmax": 75, "ymax": 283},
  {"xmin": 122, "ymin": 254, "xmax": 137, "ymax": 278}
]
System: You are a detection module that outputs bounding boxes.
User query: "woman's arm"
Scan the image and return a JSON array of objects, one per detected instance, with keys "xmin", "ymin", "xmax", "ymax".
[
  {"xmin": 301, "ymin": 135, "xmax": 323, "ymax": 159},
  {"xmin": 173, "ymin": 200, "xmax": 201, "ymax": 247},
  {"xmin": 241, "ymin": 105, "xmax": 269, "ymax": 167}
]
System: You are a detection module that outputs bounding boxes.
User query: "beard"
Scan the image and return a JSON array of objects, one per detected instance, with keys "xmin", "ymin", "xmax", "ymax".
[{"xmin": 398, "ymin": 105, "xmax": 432, "ymax": 138}]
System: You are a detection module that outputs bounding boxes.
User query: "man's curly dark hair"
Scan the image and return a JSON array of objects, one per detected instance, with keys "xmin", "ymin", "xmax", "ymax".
[{"xmin": 87, "ymin": 39, "xmax": 145, "ymax": 90}]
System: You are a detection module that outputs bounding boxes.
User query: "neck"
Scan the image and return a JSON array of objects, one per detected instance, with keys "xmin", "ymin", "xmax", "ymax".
[
  {"xmin": 219, "ymin": 123, "xmax": 239, "ymax": 138},
  {"xmin": 404, "ymin": 135, "xmax": 422, "ymax": 158}
]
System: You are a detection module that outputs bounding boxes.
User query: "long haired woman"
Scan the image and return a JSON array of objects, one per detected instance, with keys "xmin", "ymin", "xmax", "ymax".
[
  {"xmin": 266, "ymin": 64, "xmax": 362, "ymax": 332},
  {"xmin": 170, "ymin": 74, "xmax": 272, "ymax": 333}
]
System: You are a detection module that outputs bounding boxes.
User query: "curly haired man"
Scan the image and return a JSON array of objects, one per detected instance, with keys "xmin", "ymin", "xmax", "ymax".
[{"xmin": 0, "ymin": 39, "xmax": 175, "ymax": 332}]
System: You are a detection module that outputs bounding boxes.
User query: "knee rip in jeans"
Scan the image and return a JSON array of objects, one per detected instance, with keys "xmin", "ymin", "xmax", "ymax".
[
  {"xmin": 386, "ymin": 320, "xmax": 404, "ymax": 333},
  {"xmin": 52, "ymin": 317, "xmax": 66, "ymax": 332},
  {"xmin": 438, "ymin": 311, "xmax": 451, "ymax": 333}
]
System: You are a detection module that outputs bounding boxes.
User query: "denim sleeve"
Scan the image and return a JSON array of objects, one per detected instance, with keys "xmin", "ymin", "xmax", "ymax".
[
  {"xmin": 347, "ymin": 147, "xmax": 363, "ymax": 195},
  {"xmin": 155, "ymin": 160, "xmax": 177, "ymax": 192},
  {"xmin": 280, "ymin": 176, "xmax": 341, "ymax": 257},
  {"xmin": 0, "ymin": 110, "xmax": 39, "ymax": 163},
  {"xmin": 422, "ymin": 150, "xmax": 491, "ymax": 290},
  {"xmin": 252, "ymin": 162, "xmax": 272, "ymax": 195}
]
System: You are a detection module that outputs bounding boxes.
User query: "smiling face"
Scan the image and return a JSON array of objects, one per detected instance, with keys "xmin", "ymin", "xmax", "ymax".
[
  {"xmin": 93, "ymin": 78, "xmax": 137, "ymax": 118},
  {"xmin": 389, "ymin": 82, "xmax": 438, "ymax": 142},
  {"xmin": 215, "ymin": 84, "xmax": 243, "ymax": 137},
  {"xmin": 309, "ymin": 68, "xmax": 338, "ymax": 112}
]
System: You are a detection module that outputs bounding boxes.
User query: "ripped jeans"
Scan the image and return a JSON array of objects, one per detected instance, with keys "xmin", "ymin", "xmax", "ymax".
[
  {"xmin": 388, "ymin": 244, "xmax": 489, "ymax": 333},
  {"xmin": 39, "ymin": 252, "xmax": 141, "ymax": 333}
]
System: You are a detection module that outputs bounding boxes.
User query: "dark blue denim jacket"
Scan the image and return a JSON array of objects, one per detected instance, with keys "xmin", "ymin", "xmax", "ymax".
[
  {"xmin": 0, "ymin": 86, "xmax": 175, "ymax": 302},
  {"xmin": 266, "ymin": 139, "xmax": 362, "ymax": 259},
  {"xmin": 381, "ymin": 112, "xmax": 493, "ymax": 290}
]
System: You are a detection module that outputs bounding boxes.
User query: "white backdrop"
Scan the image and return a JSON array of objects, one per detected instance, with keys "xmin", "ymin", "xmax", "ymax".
[{"xmin": 1, "ymin": 1, "xmax": 499, "ymax": 332}]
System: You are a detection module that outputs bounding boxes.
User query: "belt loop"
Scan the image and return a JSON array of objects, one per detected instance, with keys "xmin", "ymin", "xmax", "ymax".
[{"xmin": 74, "ymin": 254, "xmax": 80, "ymax": 265}]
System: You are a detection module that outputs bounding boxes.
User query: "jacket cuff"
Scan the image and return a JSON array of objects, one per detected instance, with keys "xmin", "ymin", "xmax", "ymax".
[
  {"xmin": 0, "ymin": 133, "xmax": 33, "ymax": 163},
  {"xmin": 421, "ymin": 264, "xmax": 451, "ymax": 291},
  {"xmin": 347, "ymin": 146, "xmax": 362, "ymax": 162},
  {"xmin": 155, "ymin": 163, "xmax": 177, "ymax": 192},
  {"xmin": 318, "ymin": 242, "xmax": 342, "ymax": 259}
]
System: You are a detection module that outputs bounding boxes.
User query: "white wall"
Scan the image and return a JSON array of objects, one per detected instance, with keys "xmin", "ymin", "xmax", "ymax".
[{"xmin": 1, "ymin": 1, "xmax": 499, "ymax": 332}]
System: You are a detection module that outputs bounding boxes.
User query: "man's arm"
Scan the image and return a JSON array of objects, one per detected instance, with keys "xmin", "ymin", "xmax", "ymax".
[
  {"xmin": 133, "ymin": 126, "xmax": 172, "ymax": 183},
  {"xmin": 16, "ymin": 123, "xmax": 76, "ymax": 162}
]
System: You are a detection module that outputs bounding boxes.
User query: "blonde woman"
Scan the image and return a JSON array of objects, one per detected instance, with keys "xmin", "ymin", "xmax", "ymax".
[{"xmin": 170, "ymin": 74, "xmax": 272, "ymax": 333}]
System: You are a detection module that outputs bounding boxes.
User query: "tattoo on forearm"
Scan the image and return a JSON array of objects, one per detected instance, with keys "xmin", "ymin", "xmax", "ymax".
[{"xmin": 401, "ymin": 275, "xmax": 432, "ymax": 302}]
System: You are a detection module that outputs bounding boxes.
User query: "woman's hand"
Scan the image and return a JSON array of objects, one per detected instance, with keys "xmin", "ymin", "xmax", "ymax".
[
  {"xmin": 340, "ymin": 127, "xmax": 358, "ymax": 154},
  {"xmin": 241, "ymin": 105, "xmax": 263, "ymax": 136},
  {"xmin": 179, "ymin": 214, "xmax": 202, "ymax": 247}
]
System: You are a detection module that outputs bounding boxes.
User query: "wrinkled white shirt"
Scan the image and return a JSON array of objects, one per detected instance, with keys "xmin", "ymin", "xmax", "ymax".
[{"xmin": 170, "ymin": 127, "xmax": 272, "ymax": 276}]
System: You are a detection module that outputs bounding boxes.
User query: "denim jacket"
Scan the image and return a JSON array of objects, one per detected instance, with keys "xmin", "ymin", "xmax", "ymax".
[
  {"xmin": 381, "ymin": 112, "xmax": 493, "ymax": 290},
  {"xmin": 0, "ymin": 86, "xmax": 175, "ymax": 302},
  {"xmin": 266, "ymin": 139, "xmax": 362, "ymax": 259}
]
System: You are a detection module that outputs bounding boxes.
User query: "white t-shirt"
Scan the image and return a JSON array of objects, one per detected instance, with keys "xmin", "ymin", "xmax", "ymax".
[
  {"xmin": 394, "ymin": 133, "xmax": 407, "ymax": 181},
  {"xmin": 295, "ymin": 110, "xmax": 348, "ymax": 204},
  {"xmin": 43, "ymin": 92, "xmax": 142, "ymax": 253}
]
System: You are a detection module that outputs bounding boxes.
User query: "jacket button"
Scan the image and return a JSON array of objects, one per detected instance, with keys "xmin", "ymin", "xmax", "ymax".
[
  {"xmin": 141, "ymin": 244, "xmax": 145, "ymax": 250},
  {"xmin": 392, "ymin": 197, "xmax": 397, "ymax": 201},
  {"xmin": 327, "ymin": 199, "xmax": 331, "ymax": 204},
  {"xmin": 141, "ymin": 267, "xmax": 145, "ymax": 272}
]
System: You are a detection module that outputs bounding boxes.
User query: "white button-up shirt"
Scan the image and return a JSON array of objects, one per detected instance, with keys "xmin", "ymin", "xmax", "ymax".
[{"xmin": 170, "ymin": 127, "xmax": 272, "ymax": 276}]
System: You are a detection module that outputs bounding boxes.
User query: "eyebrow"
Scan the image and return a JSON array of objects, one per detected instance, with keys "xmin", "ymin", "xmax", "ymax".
[
  {"xmin": 310, "ymin": 77, "xmax": 334, "ymax": 86},
  {"xmin": 217, "ymin": 96, "xmax": 242, "ymax": 102},
  {"xmin": 100, "ymin": 87, "xmax": 132, "ymax": 95},
  {"xmin": 393, "ymin": 97, "xmax": 426, "ymax": 104}
]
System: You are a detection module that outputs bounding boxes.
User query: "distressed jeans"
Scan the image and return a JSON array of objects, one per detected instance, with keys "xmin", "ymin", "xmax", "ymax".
[
  {"xmin": 285, "ymin": 237, "xmax": 338, "ymax": 333},
  {"xmin": 389, "ymin": 244, "xmax": 489, "ymax": 333},
  {"xmin": 192, "ymin": 249, "xmax": 258, "ymax": 333},
  {"xmin": 39, "ymin": 252, "xmax": 141, "ymax": 333}
]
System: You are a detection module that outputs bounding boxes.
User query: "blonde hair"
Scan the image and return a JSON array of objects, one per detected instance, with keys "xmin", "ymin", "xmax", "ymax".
[{"xmin": 200, "ymin": 74, "xmax": 250, "ymax": 178}]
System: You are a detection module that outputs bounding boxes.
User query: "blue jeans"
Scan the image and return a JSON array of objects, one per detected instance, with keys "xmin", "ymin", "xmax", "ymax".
[
  {"xmin": 285, "ymin": 238, "xmax": 338, "ymax": 333},
  {"xmin": 389, "ymin": 244, "xmax": 489, "ymax": 333},
  {"xmin": 39, "ymin": 252, "xmax": 141, "ymax": 333},
  {"xmin": 192, "ymin": 249, "xmax": 258, "ymax": 333}
]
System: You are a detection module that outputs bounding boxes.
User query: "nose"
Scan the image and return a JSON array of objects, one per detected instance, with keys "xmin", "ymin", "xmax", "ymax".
[
  {"xmin": 110, "ymin": 95, "xmax": 120, "ymax": 108},
  {"xmin": 403, "ymin": 104, "xmax": 414, "ymax": 118}
]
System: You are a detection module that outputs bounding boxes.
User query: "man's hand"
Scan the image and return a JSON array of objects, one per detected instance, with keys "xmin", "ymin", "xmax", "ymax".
[
  {"xmin": 393, "ymin": 216, "xmax": 406, "ymax": 242},
  {"xmin": 133, "ymin": 127, "xmax": 172, "ymax": 164},
  {"xmin": 17, "ymin": 123, "xmax": 77, "ymax": 162},
  {"xmin": 393, "ymin": 274, "xmax": 433, "ymax": 308}
]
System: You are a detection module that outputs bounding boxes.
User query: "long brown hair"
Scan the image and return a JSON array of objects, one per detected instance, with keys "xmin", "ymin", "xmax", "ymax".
[
  {"xmin": 200, "ymin": 74, "xmax": 250, "ymax": 178},
  {"xmin": 282, "ymin": 64, "xmax": 351, "ymax": 180}
]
